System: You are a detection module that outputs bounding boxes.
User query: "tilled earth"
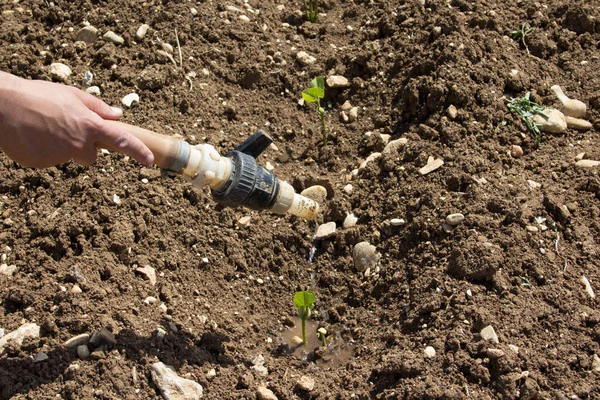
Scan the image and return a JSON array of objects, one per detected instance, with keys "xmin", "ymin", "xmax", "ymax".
[{"xmin": 1, "ymin": 0, "xmax": 600, "ymax": 399}]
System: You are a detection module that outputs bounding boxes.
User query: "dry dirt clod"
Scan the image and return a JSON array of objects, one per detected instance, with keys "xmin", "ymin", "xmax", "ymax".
[
  {"xmin": 257, "ymin": 385, "xmax": 278, "ymax": 400},
  {"xmin": 446, "ymin": 104, "xmax": 458, "ymax": 119},
  {"xmin": 136, "ymin": 265, "xmax": 156, "ymax": 285},
  {"xmin": 0, "ymin": 263, "xmax": 17, "ymax": 277},
  {"xmin": 532, "ymin": 109, "xmax": 566, "ymax": 133},
  {"xmin": 85, "ymin": 86, "xmax": 100, "ymax": 95},
  {"xmin": 550, "ymin": 85, "xmax": 586, "ymax": 118}
]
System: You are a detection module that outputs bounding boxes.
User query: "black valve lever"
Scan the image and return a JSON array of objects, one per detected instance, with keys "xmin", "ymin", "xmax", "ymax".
[{"xmin": 231, "ymin": 130, "xmax": 273, "ymax": 159}]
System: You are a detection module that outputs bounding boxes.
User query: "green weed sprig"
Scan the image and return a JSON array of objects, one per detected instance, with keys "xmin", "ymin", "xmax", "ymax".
[
  {"xmin": 507, "ymin": 92, "xmax": 547, "ymax": 143},
  {"xmin": 293, "ymin": 290, "xmax": 315, "ymax": 345},
  {"xmin": 302, "ymin": 77, "xmax": 327, "ymax": 145},
  {"xmin": 511, "ymin": 23, "xmax": 534, "ymax": 55},
  {"xmin": 303, "ymin": 0, "xmax": 318, "ymax": 23}
]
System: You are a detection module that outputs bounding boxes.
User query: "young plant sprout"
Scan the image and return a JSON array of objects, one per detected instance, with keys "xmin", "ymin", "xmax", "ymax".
[
  {"xmin": 507, "ymin": 92, "xmax": 547, "ymax": 144},
  {"xmin": 293, "ymin": 290, "xmax": 316, "ymax": 345},
  {"xmin": 511, "ymin": 23, "xmax": 534, "ymax": 55},
  {"xmin": 302, "ymin": 77, "xmax": 327, "ymax": 145},
  {"xmin": 317, "ymin": 327, "xmax": 327, "ymax": 347},
  {"xmin": 303, "ymin": 0, "xmax": 318, "ymax": 23}
]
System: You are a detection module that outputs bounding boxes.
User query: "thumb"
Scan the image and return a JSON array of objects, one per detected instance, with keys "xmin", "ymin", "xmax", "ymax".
[{"xmin": 74, "ymin": 88, "xmax": 123, "ymax": 120}]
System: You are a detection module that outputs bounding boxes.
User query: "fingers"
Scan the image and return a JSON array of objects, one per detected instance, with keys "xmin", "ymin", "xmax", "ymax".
[
  {"xmin": 72, "ymin": 145, "xmax": 98, "ymax": 166},
  {"xmin": 73, "ymin": 88, "xmax": 123, "ymax": 120},
  {"xmin": 95, "ymin": 121, "xmax": 155, "ymax": 166}
]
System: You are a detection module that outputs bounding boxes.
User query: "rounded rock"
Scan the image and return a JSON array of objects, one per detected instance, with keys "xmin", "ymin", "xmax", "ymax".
[
  {"xmin": 353, "ymin": 242, "xmax": 379, "ymax": 272},
  {"xmin": 343, "ymin": 213, "xmax": 358, "ymax": 228},
  {"xmin": 136, "ymin": 24, "xmax": 150, "ymax": 41},
  {"xmin": 49, "ymin": 63, "xmax": 72, "ymax": 82},
  {"xmin": 424, "ymin": 346, "xmax": 436, "ymax": 358},
  {"xmin": 315, "ymin": 222, "xmax": 336, "ymax": 240},
  {"xmin": 122, "ymin": 93, "xmax": 140, "ymax": 108},
  {"xmin": 77, "ymin": 344, "xmax": 90, "ymax": 359},
  {"xmin": 326, "ymin": 75, "xmax": 350, "ymax": 88},
  {"xmin": 75, "ymin": 26, "xmax": 98, "ymax": 43},
  {"xmin": 445, "ymin": 213, "xmax": 465, "ymax": 226},
  {"xmin": 103, "ymin": 31, "xmax": 124, "ymax": 45},
  {"xmin": 300, "ymin": 185, "xmax": 327, "ymax": 204}
]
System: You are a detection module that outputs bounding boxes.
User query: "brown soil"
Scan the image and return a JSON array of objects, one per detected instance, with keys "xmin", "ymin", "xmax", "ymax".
[{"xmin": 1, "ymin": 0, "xmax": 600, "ymax": 399}]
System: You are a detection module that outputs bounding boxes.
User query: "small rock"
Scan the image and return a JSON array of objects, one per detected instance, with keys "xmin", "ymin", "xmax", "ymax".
[
  {"xmin": 575, "ymin": 160, "xmax": 600, "ymax": 168},
  {"xmin": 296, "ymin": 375, "xmax": 315, "ymax": 391},
  {"xmin": 592, "ymin": 354, "xmax": 600, "ymax": 372},
  {"xmin": 136, "ymin": 24, "xmax": 150, "ymax": 41},
  {"xmin": 390, "ymin": 218, "xmax": 405, "ymax": 226},
  {"xmin": 480, "ymin": 325, "xmax": 499, "ymax": 344},
  {"xmin": 382, "ymin": 138, "xmax": 408, "ymax": 155},
  {"xmin": 315, "ymin": 222, "xmax": 336, "ymax": 240},
  {"xmin": 575, "ymin": 152, "xmax": 586, "ymax": 161},
  {"xmin": 238, "ymin": 216, "xmax": 251, "ymax": 226},
  {"xmin": 447, "ymin": 105, "xmax": 458, "ymax": 119},
  {"xmin": 340, "ymin": 111, "xmax": 349, "ymax": 123},
  {"xmin": 103, "ymin": 31, "xmax": 124, "ymax": 45},
  {"xmin": 206, "ymin": 368, "xmax": 216, "ymax": 380},
  {"xmin": 0, "ymin": 323, "xmax": 41, "ymax": 353},
  {"xmin": 510, "ymin": 145, "xmax": 523, "ymax": 158},
  {"xmin": 0, "ymin": 264, "xmax": 17, "ymax": 277},
  {"xmin": 532, "ymin": 109, "xmax": 566, "ymax": 133},
  {"xmin": 122, "ymin": 93, "xmax": 139, "ymax": 108},
  {"xmin": 257, "ymin": 385, "xmax": 278, "ymax": 400},
  {"xmin": 527, "ymin": 180, "xmax": 541, "ymax": 189},
  {"xmin": 89, "ymin": 328, "xmax": 116, "ymax": 346},
  {"xmin": 348, "ymin": 107, "xmax": 358, "ymax": 122},
  {"xmin": 353, "ymin": 242, "xmax": 380, "ymax": 272},
  {"xmin": 70, "ymin": 285, "xmax": 82, "ymax": 294},
  {"xmin": 296, "ymin": 51, "xmax": 316, "ymax": 65},
  {"xmin": 326, "ymin": 75, "xmax": 349, "ymax": 88},
  {"xmin": 190, "ymin": 8, "xmax": 198, "ymax": 16},
  {"xmin": 252, "ymin": 365, "xmax": 268, "ymax": 377},
  {"xmin": 359, "ymin": 152, "xmax": 381, "ymax": 170},
  {"xmin": 265, "ymin": 161, "xmax": 274, "ymax": 171},
  {"xmin": 144, "ymin": 296, "xmax": 157, "ymax": 305},
  {"xmin": 580, "ymin": 276, "xmax": 595, "ymax": 299},
  {"xmin": 64, "ymin": 333, "xmax": 90, "ymax": 348},
  {"xmin": 291, "ymin": 336, "xmax": 303, "ymax": 345},
  {"xmin": 343, "ymin": 184, "xmax": 353, "ymax": 194},
  {"xmin": 136, "ymin": 265, "xmax": 156, "ymax": 285},
  {"xmin": 300, "ymin": 185, "xmax": 327, "ymax": 204},
  {"xmin": 341, "ymin": 100, "xmax": 352, "ymax": 111},
  {"xmin": 156, "ymin": 328, "xmax": 167, "ymax": 339},
  {"xmin": 85, "ymin": 86, "xmax": 101, "ymax": 96},
  {"xmin": 343, "ymin": 213, "xmax": 358, "ymax": 228},
  {"xmin": 151, "ymin": 362, "xmax": 203, "ymax": 400},
  {"xmin": 525, "ymin": 226, "xmax": 539, "ymax": 232},
  {"xmin": 226, "ymin": 5, "xmax": 244, "ymax": 13},
  {"xmin": 487, "ymin": 348, "xmax": 505, "ymax": 359},
  {"xmin": 239, "ymin": 15, "xmax": 250, "ymax": 22},
  {"xmin": 445, "ymin": 213, "xmax": 465, "ymax": 226},
  {"xmin": 168, "ymin": 322, "xmax": 178, "ymax": 332},
  {"xmin": 419, "ymin": 157, "xmax": 444, "ymax": 175},
  {"xmin": 49, "ymin": 63, "xmax": 72, "ymax": 82},
  {"xmin": 33, "ymin": 351, "xmax": 48, "ymax": 363},
  {"xmin": 424, "ymin": 346, "xmax": 436, "ymax": 358},
  {"xmin": 508, "ymin": 344, "xmax": 519, "ymax": 354},
  {"xmin": 76, "ymin": 26, "xmax": 98, "ymax": 43},
  {"xmin": 442, "ymin": 223, "xmax": 454, "ymax": 233},
  {"xmin": 277, "ymin": 153, "xmax": 290, "ymax": 163},
  {"xmin": 565, "ymin": 116, "xmax": 592, "ymax": 131},
  {"xmin": 77, "ymin": 345, "xmax": 90, "ymax": 359}
]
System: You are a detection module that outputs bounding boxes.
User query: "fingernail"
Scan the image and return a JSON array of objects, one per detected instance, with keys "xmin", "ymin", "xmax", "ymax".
[
  {"xmin": 111, "ymin": 106, "xmax": 123, "ymax": 116},
  {"xmin": 145, "ymin": 153, "xmax": 155, "ymax": 166}
]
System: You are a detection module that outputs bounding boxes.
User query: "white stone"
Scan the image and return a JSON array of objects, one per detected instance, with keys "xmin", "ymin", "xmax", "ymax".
[
  {"xmin": 226, "ymin": 5, "xmax": 244, "ymax": 13},
  {"xmin": 0, "ymin": 323, "xmax": 41, "ymax": 353},
  {"xmin": 190, "ymin": 8, "xmax": 198, "ymax": 16},
  {"xmin": 419, "ymin": 157, "xmax": 444, "ymax": 175},
  {"xmin": 390, "ymin": 218, "xmax": 405, "ymax": 226},
  {"xmin": 348, "ymin": 107, "xmax": 358, "ymax": 122},
  {"xmin": 296, "ymin": 375, "xmax": 315, "ymax": 391},
  {"xmin": 315, "ymin": 222, "xmax": 336, "ymax": 240},
  {"xmin": 301, "ymin": 185, "xmax": 327, "ymax": 204},
  {"xmin": 527, "ymin": 180, "xmax": 541, "ymax": 189},
  {"xmin": 343, "ymin": 213, "xmax": 358, "ymax": 228},
  {"xmin": 136, "ymin": 265, "xmax": 156, "ymax": 285},
  {"xmin": 424, "ymin": 346, "xmax": 436, "ymax": 358},
  {"xmin": 103, "ymin": 31, "xmax": 124, "ymax": 45},
  {"xmin": 447, "ymin": 105, "xmax": 458, "ymax": 119},
  {"xmin": 122, "ymin": 93, "xmax": 140, "ymax": 108},
  {"xmin": 532, "ymin": 109, "xmax": 566, "ymax": 133},
  {"xmin": 75, "ymin": 26, "xmax": 98, "ymax": 43},
  {"xmin": 296, "ymin": 51, "xmax": 316, "ymax": 65},
  {"xmin": 265, "ymin": 161, "xmax": 274, "ymax": 171},
  {"xmin": 239, "ymin": 15, "xmax": 250, "ymax": 22},
  {"xmin": 581, "ymin": 276, "xmax": 595, "ymax": 299},
  {"xmin": 144, "ymin": 296, "xmax": 157, "ymax": 305},
  {"xmin": 151, "ymin": 362, "xmax": 203, "ymax": 400},
  {"xmin": 382, "ymin": 138, "xmax": 408, "ymax": 154},
  {"xmin": 480, "ymin": 325, "xmax": 499, "ymax": 344},
  {"xmin": 70, "ymin": 285, "xmax": 82, "ymax": 294},
  {"xmin": 49, "ymin": 63, "xmax": 72, "ymax": 82},
  {"xmin": 206, "ymin": 368, "xmax": 216, "ymax": 380},
  {"xmin": 238, "ymin": 216, "xmax": 251, "ymax": 226},
  {"xmin": 359, "ymin": 152, "xmax": 381, "ymax": 170},
  {"xmin": 575, "ymin": 160, "xmax": 600, "ymax": 168},
  {"xmin": 257, "ymin": 385, "xmax": 278, "ymax": 400},
  {"xmin": 136, "ymin": 24, "xmax": 150, "ymax": 41},
  {"xmin": 592, "ymin": 354, "xmax": 600, "ymax": 372},
  {"xmin": 326, "ymin": 75, "xmax": 349, "ymax": 88},
  {"xmin": 64, "ymin": 333, "xmax": 90, "ymax": 348},
  {"xmin": 343, "ymin": 184, "xmax": 353, "ymax": 194},
  {"xmin": 353, "ymin": 242, "xmax": 379, "ymax": 272},
  {"xmin": 445, "ymin": 213, "xmax": 465, "ymax": 226},
  {"xmin": 0, "ymin": 263, "xmax": 17, "ymax": 277},
  {"xmin": 85, "ymin": 86, "xmax": 101, "ymax": 96}
]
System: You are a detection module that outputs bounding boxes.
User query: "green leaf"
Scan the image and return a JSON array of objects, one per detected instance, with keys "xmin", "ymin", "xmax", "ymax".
[
  {"xmin": 294, "ymin": 290, "xmax": 315, "ymax": 309},
  {"xmin": 309, "ymin": 76, "xmax": 325, "ymax": 90},
  {"xmin": 303, "ymin": 87, "xmax": 324, "ymax": 100},
  {"xmin": 302, "ymin": 91, "xmax": 316, "ymax": 103}
]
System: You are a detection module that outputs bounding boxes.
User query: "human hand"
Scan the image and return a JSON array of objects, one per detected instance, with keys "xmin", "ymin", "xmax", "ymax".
[{"xmin": 0, "ymin": 72, "xmax": 154, "ymax": 168}]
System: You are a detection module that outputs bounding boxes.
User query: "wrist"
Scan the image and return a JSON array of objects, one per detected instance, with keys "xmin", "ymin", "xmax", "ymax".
[{"xmin": 0, "ymin": 72, "xmax": 22, "ymax": 144}]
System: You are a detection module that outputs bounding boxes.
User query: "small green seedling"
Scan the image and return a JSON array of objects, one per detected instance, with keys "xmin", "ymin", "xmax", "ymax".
[
  {"xmin": 302, "ymin": 77, "xmax": 327, "ymax": 145},
  {"xmin": 317, "ymin": 327, "xmax": 327, "ymax": 347},
  {"xmin": 303, "ymin": 0, "xmax": 318, "ymax": 23},
  {"xmin": 511, "ymin": 23, "xmax": 534, "ymax": 55},
  {"xmin": 293, "ymin": 290, "xmax": 315, "ymax": 345},
  {"xmin": 507, "ymin": 92, "xmax": 547, "ymax": 144}
]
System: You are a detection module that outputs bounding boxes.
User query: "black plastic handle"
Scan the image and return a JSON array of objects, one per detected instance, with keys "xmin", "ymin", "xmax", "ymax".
[{"xmin": 232, "ymin": 130, "xmax": 273, "ymax": 159}]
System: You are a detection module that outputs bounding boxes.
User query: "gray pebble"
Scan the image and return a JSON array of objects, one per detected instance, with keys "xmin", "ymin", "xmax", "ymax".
[
  {"xmin": 353, "ymin": 242, "xmax": 379, "ymax": 272},
  {"xmin": 77, "ymin": 345, "xmax": 90, "ymax": 359},
  {"xmin": 445, "ymin": 213, "xmax": 465, "ymax": 226}
]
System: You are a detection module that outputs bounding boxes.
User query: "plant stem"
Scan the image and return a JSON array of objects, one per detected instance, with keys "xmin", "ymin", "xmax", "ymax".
[{"xmin": 301, "ymin": 318, "xmax": 307, "ymax": 345}]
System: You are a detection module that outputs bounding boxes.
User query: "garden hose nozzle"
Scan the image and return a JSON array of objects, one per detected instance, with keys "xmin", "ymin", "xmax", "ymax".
[{"xmin": 103, "ymin": 121, "xmax": 320, "ymax": 220}]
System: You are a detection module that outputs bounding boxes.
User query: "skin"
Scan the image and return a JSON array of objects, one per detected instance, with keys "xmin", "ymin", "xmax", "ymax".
[{"xmin": 0, "ymin": 71, "xmax": 154, "ymax": 168}]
